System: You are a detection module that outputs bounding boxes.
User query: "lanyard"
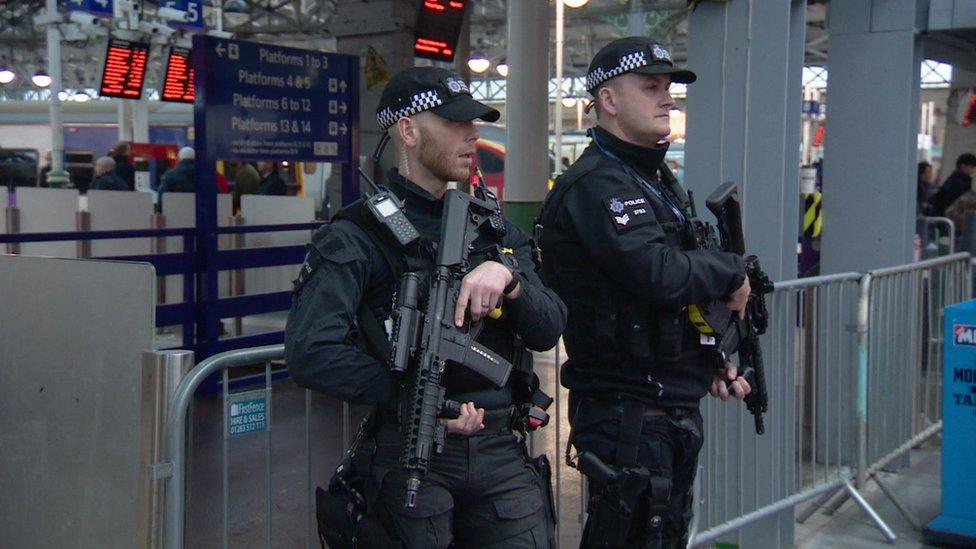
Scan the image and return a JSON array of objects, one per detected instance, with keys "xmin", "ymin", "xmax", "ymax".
[{"xmin": 591, "ymin": 132, "xmax": 687, "ymax": 223}]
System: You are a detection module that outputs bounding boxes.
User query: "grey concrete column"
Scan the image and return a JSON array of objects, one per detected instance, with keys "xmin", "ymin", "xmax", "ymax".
[
  {"xmin": 332, "ymin": 0, "xmax": 418, "ymax": 182},
  {"xmin": 820, "ymin": 0, "xmax": 923, "ymax": 273},
  {"xmin": 504, "ymin": 0, "xmax": 550, "ymax": 232},
  {"xmin": 685, "ymin": 1, "xmax": 805, "ymax": 545},
  {"xmin": 940, "ymin": 67, "xmax": 976, "ymax": 182}
]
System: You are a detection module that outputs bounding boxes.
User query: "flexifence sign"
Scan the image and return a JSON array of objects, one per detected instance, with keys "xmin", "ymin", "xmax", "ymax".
[{"xmin": 225, "ymin": 390, "xmax": 271, "ymax": 438}]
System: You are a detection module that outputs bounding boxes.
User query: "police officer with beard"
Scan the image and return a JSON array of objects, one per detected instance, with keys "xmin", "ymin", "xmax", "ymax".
[
  {"xmin": 286, "ymin": 67, "xmax": 566, "ymax": 548},
  {"xmin": 537, "ymin": 38, "xmax": 752, "ymax": 548}
]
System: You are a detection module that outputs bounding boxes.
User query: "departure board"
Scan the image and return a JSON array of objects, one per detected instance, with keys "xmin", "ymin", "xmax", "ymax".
[
  {"xmin": 98, "ymin": 38, "xmax": 149, "ymax": 99},
  {"xmin": 413, "ymin": 0, "xmax": 466, "ymax": 62},
  {"xmin": 161, "ymin": 46, "xmax": 195, "ymax": 103}
]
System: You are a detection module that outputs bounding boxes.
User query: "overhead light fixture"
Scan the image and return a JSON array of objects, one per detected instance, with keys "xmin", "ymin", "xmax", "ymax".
[
  {"xmin": 496, "ymin": 62, "xmax": 508, "ymax": 78},
  {"xmin": 72, "ymin": 91, "xmax": 91, "ymax": 102},
  {"xmin": 0, "ymin": 67, "xmax": 14, "ymax": 84},
  {"xmin": 57, "ymin": 90, "xmax": 69, "ymax": 101},
  {"xmin": 562, "ymin": 96, "xmax": 578, "ymax": 108},
  {"xmin": 32, "ymin": 70, "xmax": 52, "ymax": 88},
  {"xmin": 467, "ymin": 56, "xmax": 490, "ymax": 74},
  {"xmin": 563, "ymin": 0, "xmax": 589, "ymax": 7}
]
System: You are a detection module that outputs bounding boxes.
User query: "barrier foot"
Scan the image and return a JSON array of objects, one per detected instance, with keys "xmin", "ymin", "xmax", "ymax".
[
  {"xmin": 796, "ymin": 485, "xmax": 840, "ymax": 524},
  {"xmin": 874, "ymin": 473, "xmax": 922, "ymax": 532},
  {"xmin": 844, "ymin": 478, "xmax": 897, "ymax": 543},
  {"xmin": 822, "ymin": 490, "xmax": 850, "ymax": 516}
]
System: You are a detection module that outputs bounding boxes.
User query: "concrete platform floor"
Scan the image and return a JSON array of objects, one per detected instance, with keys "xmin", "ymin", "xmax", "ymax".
[{"xmin": 794, "ymin": 444, "xmax": 943, "ymax": 549}]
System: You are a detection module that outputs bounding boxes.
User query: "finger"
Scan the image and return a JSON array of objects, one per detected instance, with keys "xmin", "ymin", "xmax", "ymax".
[
  {"xmin": 726, "ymin": 364, "xmax": 738, "ymax": 381},
  {"xmin": 455, "ymin": 283, "xmax": 472, "ymax": 327},
  {"xmin": 730, "ymin": 380, "xmax": 746, "ymax": 399},
  {"xmin": 739, "ymin": 378, "xmax": 752, "ymax": 396},
  {"xmin": 718, "ymin": 381, "xmax": 730, "ymax": 401}
]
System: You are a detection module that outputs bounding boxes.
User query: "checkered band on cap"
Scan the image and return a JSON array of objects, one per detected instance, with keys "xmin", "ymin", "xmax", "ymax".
[
  {"xmin": 585, "ymin": 50, "xmax": 648, "ymax": 92},
  {"xmin": 376, "ymin": 89, "xmax": 444, "ymax": 130}
]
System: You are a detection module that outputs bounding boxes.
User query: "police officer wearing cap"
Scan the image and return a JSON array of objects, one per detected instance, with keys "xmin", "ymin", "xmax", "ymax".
[
  {"xmin": 537, "ymin": 37, "xmax": 752, "ymax": 548},
  {"xmin": 286, "ymin": 66, "xmax": 566, "ymax": 547}
]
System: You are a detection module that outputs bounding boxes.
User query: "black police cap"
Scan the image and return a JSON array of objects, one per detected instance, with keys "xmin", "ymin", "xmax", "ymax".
[
  {"xmin": 376, "ymin": 67, "xmax": 500, "ymax": 131},
  {"xmin": 585, "ymin": 37, "xmax": 696, "ymax": 94}
]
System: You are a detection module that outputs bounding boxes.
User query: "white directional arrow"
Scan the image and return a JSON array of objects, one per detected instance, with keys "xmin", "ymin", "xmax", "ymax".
[
  {"xmin": 339, "ymin": 123, "xmax": 347, "ymax": 136},
  {"xmin": 338, "ymin": 80, "xmax": 347, "ymax": 93},
  {"xmin": 215, "ymin": 43, "xmax": 226, "ymax": 58},
  {"xmin": 339, "ymin": 102, "xmax": 347, "ymax": 114}
]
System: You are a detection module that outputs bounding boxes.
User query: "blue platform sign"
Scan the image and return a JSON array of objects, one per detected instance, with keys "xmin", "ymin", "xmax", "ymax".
[
  {"xmin": 161, "ymin": 0, "xmax": 204, "ymax": 31},
  {"xmin": 195, "ymin": 35, "xmax": 356, "ymax": 163},
  {"xmin": 925, "ymin": 299, "xmax": 976, "ymax": 545},
  {"xmin": 66, "ymin": 0, "xmax": 114, "ymax": 18}
]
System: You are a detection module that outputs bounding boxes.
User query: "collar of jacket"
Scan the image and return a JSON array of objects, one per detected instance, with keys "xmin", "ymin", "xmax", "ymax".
[
  {"xmin": 591, "ymin": 125, "xmax": 669, "ymax": 180},
  {"xmin": 385, "ymin": 168, "xmax": 445, "ymax": 216}
]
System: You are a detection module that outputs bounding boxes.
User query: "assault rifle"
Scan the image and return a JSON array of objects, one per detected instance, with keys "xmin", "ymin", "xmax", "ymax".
[
  {"xmin": 705, "ymin": 182, "xmax": 775, "ymax": 435},
  {"xmin": 389, "ymin": 181, "xmax": 514, "ymax": 508}
]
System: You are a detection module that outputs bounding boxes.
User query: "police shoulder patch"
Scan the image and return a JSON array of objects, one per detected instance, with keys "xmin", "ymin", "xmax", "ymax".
[{"xmin": 603, "ymin": 194, "xmax": 653, "ymax": 231}]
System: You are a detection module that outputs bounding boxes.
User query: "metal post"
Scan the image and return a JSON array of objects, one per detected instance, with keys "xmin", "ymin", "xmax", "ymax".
[
  {"xmin": 553, "ymin": 0, "xmax": 564, "ymax": 178},
  {"xmin": 140, "ymin": 350, "xmax": 193, "ymax": 549},
  {"xmin": 5, "ymin": 206, "xmax": 20, "ymax": 254},
  {"xmin": 855, "ymin": 274, "xmax": 871, "ymax": 489},
  {"xmin": 151, "ymin": 213, "xmax": 167, "ymax": 304},
  {"xmin": 43, "ymin": 0, "xmax": 68, "ymax": 187},
  {"xmin": 503, "ymin": 0, "xmax": 550, "ymax": 231},
  {"xmin": 76, "ymin": 210, "xmax": 91, "ymax": 258},
  {"xmin": 229, "ymin": 215, "xmax": 246, "ymax": 335}
]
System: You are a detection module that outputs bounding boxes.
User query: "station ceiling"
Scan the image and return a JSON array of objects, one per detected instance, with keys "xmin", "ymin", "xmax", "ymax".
[{"xmin": 0, "ymin": 1, "xmax": 833, "ymax": 94}]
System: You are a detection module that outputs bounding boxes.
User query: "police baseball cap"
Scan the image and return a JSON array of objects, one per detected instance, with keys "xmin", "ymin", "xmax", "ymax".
[
  {"xmin": 376, "ymin": 67, "xmax": 500, "ymax": 131},
  {"xmin": 585, "ymin": 37, "xmax": 696, "ymax": 95}
]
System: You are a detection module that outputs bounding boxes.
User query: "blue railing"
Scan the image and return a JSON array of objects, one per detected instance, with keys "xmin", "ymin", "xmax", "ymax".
[{"xmin": 0, "ymin": 222, "xmax": 324, "ymax": 354}]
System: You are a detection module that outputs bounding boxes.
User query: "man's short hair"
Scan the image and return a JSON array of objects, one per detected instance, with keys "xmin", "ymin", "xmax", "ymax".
[
  {"xmin": 94, "ymin": 156, "xmax": 115, "ymax": 175},
  {"xmin": 957, "ymin": 153, "xmax": 976, "ymax": 169},
  {"xmin": 178, "ymin": 146, "xmax": 195, "ymax": 161}
]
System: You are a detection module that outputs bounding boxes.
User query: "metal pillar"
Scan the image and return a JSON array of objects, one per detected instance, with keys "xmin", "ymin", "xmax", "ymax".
[
  {"xmin": 118, "ymin": 100, "xmax": 133, "ymax": 142},
  {"xmin": 820, "ymin": 0, "xmax": 923, "ymax": 273},
  {"xmin": 504, "ymin": 0, "xmax": 550, "ymax": 232},
  {"xmin": 140, "ymin": 350, "xmax": 193, "ymax": 549},
  {"xmin": 685, "ymin": 0, "xmax": 805, "ymax": 545},
  {"xmin": 134, "ymin": 98, "xmax": 150, "ymax": 143},
  {"xmin": 553, "ymin": 0, "xmax": 564, "ymax": 177},
  {"xmin": 44, "ymin": 0, "xmax": 69, "ymax": 187}
]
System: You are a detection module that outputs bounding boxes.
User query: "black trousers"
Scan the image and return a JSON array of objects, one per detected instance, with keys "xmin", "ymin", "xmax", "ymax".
[
  {"xmin": 365, "ymin": 410, "xmax": 554, "ymax": 549},
  {"xmin": 569, "ymin": 395, "xmax": 704, "ymax": 549}
]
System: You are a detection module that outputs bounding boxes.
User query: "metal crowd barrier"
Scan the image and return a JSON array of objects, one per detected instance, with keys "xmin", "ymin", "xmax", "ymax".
[
  {"xmin": 688, "ymin": 272, "xmax": 899, "ymax": 546},
  {"xmin": 809, "ymin": 253, "xmax": 971, "ymax": 531},
  {"xmin": 152, "ymin": 255, "xmax": 971, "ymax": 548},
  {"xmin": 917, "ymin": 216, "xmax": 955, "ymax": 258}
]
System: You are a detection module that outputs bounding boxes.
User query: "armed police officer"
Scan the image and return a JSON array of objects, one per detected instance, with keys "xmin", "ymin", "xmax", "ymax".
[
  {"xmin": 286, "ymin": 66, "xmax": 566, "ymax": 548},
  {"xmin": 537, "ymin": 38, "xmax": 752, "ymax": 548}
]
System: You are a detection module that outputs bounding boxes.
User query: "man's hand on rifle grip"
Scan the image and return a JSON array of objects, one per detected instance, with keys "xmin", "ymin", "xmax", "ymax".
[
  {"xmin": 724, "ymin": 275, "xmax": 751, "ymax": 320},
  {"xmin": 709, "ymin": 362, "xmax": 751, "ymax": 402},
  {"xmin": 445, "ymin": 401, "xmax": 485, "ymax": 436},
  {"xmin": 454, "ymin": 261, "xmax": 514, "ymax": 326}
]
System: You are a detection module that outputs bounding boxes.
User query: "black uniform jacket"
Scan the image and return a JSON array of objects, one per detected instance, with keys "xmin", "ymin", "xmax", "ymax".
[
  {"xmin": 285, "ymin": 170, "xmax": 567, "ymax": 410},
  {"xmin": 540, "ymin": 126, "xmax": 744, "ymax": 407}
]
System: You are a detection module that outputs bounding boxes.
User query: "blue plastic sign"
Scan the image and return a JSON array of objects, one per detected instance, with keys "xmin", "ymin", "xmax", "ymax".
[
  {"xmin": 195, "ymin": 35, "xmax": 356, "ymax": 162},
  {"xmin": 66, "ymin": 0, "xmax": 114, "ymax": 18},
  {"xmin": 162, "ymin": 0, "xmax": 204, "ymax": 31},
  {"xmin": 227, "ymin": 391, "xmax": 270, "ymax": 438},
  {"xmin": 924, "ymin": 300, "xmax": 976, "ymax": 545}
]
